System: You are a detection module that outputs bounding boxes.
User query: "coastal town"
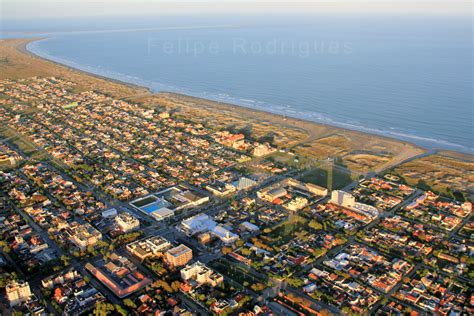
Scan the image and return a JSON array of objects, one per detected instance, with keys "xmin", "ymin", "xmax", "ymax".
[{"xmin": 0, "ymin": 72, "xmax": 472, "ymax": 316}]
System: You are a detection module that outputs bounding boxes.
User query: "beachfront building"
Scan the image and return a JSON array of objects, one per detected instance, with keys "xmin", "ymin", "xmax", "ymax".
[
  {"xmin": 166, "ymin": 244, "xmax": 193, "ymax": 267},
  {"xmin": 215, "ymin": 131, "xmax": 246, "ymax": 149}
]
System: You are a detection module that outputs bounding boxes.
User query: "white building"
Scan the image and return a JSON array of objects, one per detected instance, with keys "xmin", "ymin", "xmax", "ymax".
[
  {"xmin": 331, "ymin": 190, "xmax": 356, "ymax": 208},
  {"xmin": 239, "ymin": 221, "xmax": 260, "ymax": 232},
  {"xmin": 211, "ymin": 225, "xmax": 239, "ymax": 245},
  {"xmin": 151, "ymin": 207, "xmax": 174, "ymax": 221},
  {"xmin": 206, "ymin": 182, "xmax": 236, "ymax": 197},
  {"xmin": 115, "ymin": 213, "xmax": 140, "ymax": 232},
  {"xmin": 331, "ymin": 190, "xmax": 378, "ymax": 220},
  {"xmin": 180, "ymin": 261, "xmax": 223, "ymax": 287},
  {"xmin": 180, "ymin": 214, "xmax": 238, "ymax": 244},
  {"xmin": 353, "ymin": 202, "xmax": 379, "ymax": 219},
  {"xmin": 180, "ymin": 213, "xmax": 217, "ymax": 236},
  {"xmin": 284, "ymin": 196, "xmax": 309, "ymax": 211},
  {"xmin": 101, "ymin": 208, "xmax": 118, "ymax": 218},
  {"xmin": 6, "ymin": 280, "xmax": 32, "ymax": 307}
]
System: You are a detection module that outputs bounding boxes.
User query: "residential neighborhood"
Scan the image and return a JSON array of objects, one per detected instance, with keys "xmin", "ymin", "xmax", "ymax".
[{"xmin": 0, "ymin": 76, "xmax": 472, "ymax": 315}]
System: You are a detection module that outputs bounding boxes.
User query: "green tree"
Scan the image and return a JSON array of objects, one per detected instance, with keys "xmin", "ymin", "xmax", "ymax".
[
  {"xmin": 114, "ymin": 304, "xmax": 127, "ymax": 316},
  {"xmin": 60, "ymin": 255, "xmax": 71, "ymax": 266},
  {"xmin": 0, "ymin": 240, "xmax": 11, "ymax": 253},
  {"xmin": 93, "ymin": 301, "xmax": 115, "ymax": 316},
  {"xmin": 0, "ymin": 272, "xmax": 17, "ymax": 287},
  {"xmin": 171, "ymin": 280, "xmax": 182, "ymax": 292},
  {"xmin": 157, "ymin": 280, "xmax": 173, "ymax": 293},
  {"xmin": 308, "ymin": 219, "xmax": 322, "ymax": 230},
  {"xmin": 240, "ymin": 247, "xmax": 251, "ymax": 256},
  {"xmin": 123, "ymin": 298, "xmax": 136, "ymax": 309}
]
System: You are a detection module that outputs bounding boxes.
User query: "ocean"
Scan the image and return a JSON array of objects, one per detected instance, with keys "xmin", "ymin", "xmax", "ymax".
[{"xmin": 2, "ymin": 15, "xmax": 473, "ymax": 153}]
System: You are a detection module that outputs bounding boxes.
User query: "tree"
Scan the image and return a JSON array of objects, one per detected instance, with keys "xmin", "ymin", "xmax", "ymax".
[
  {"xmin": 221, "ymin": 246, "xmax": 233, "ymax": 255},
  {"xmin": 60, "ymin": 255, "xmax": 71, "ymax": 267},
  {"xmin": 0, "ymin": 272, "xmax": 17, "ymax": 287},
  {"xmin": 0, "ymin": 240, "xmax": 11, "ymax": 253},
  {"xmin": 197, "ymin": 294, "xmax": 206, "ymax": 301},
  {"xmin": 156, "ymin": 280, "xmax": 173, "ymax": 293},
  {"xmin": 93, "ymin": 301, "xmax": 115, "ymax": 316},
  {"xmin": 250, "ymin": 283, "xmax": 266, "ymax": 292},
  {"xmin": 308, "ymin": 219, "xmax": 322, "ymax": 230},
  {"xmin": 240, "ymin": 247, "xmax": 251, "ymax": 256},
  {"xmin": 123, "ymin": 298, "xmax": 136, "ymax": 309},
  {"xmin": 114, "ymin": 305, "xmax": 128, "ymax": 316},
  {"xmin": 171, "ymin": 280, "xmax": 182, "ymax": 292},
  {"xmin": 320, "ymin": 309, "xmax": 331, "ymax": 316},
  {"xmin": 341, "ymin": 306, "xmax": 352, "ymax": 314}
]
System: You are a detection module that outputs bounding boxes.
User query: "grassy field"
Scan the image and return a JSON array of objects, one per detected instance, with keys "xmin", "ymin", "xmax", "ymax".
[{"xmin": 391, "ymin": 151, "xmax": 474, "ymax": 201}]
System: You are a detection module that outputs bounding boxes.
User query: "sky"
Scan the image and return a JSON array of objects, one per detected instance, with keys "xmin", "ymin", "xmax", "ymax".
[{"xmin": 0, "ymin": 0, "xmax": 471, "ymax": 19}]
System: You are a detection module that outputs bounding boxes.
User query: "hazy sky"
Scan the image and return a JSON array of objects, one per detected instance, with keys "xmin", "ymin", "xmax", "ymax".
[{"xmin": 1, "ymin": 0, "xmax": 471, "ymax": 19}]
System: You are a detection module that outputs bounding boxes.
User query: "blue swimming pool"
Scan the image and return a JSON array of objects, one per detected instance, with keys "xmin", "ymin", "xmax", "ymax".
[
  {"xmin": 140, "ymin": 199, "xmax": 171, "ymax": 214},
  {"xmin": 141, "ymin": 203, "xmax": 160, "ymax": 214}
]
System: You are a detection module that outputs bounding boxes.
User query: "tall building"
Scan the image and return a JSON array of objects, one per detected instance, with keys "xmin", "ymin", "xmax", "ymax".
[
  {"xmin": 331, "ymin": 190, "xmax": 356, "ymax": 208},
  {"xmin": 166, "ymin": 244, "xmax": 193, "ymax": 267},
  {"xmin": 6, "ymin": 280, "xmax": 31, "ymax": 306}
]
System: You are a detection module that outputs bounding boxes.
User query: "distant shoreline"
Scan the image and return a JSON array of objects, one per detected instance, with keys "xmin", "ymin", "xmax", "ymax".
[
  {"xmin": 22, "ymin": 37, "xmax": 473, "ymax": 155},
  {"xmin": 19, "ymin": 38, "xmax": 153, "ymax": 94},
  {"xmin": 14, "ymin": 37, "xmax": 473, "ymax": 165}
]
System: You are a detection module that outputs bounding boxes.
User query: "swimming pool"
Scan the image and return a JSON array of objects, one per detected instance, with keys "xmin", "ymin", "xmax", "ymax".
[{"xmin": 141, "ymin": 203, "xmax": 160, "ymax": 214}]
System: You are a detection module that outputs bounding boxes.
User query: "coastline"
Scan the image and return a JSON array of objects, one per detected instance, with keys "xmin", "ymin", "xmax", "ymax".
[
  {"xmin": 22, "ymin": 37, "xmax": 474, "ymax": 155},
  {"xmin": 5, "ymin": 38, "xmax": 474, "ymax": 163},
  {"xmin": 19, "ymin": 38, "xmax": 153, "ymax": 96},
  {"xmin": 2, "ymin": 37, "xmax": 473, "ymax": 197},
  {"xmin": 21, "ymin": 38, "xmax": 428, "ymax": 152}
]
